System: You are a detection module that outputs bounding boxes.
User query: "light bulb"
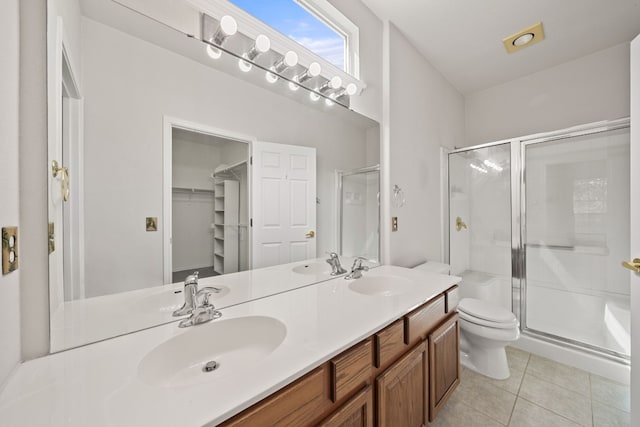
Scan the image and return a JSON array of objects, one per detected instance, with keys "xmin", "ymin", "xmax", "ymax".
[
  {"xmin": 308, "ymin": 62, "xmax": 321, "ymax": 77},
  {"xmin": 295, "ymin": 62, "xmax": 322, "ymax": 84},
  {"xmin": 238, "ymin": 56, "xmax": 252, "ymax": 72},
  {"xmin": 309, "ymin": 92, "xmax": 320, "ymax": 102},
  {"xmin": 254, "ymin": 35, "xmax": 271, "ymax": 54},
  {"xmin": 283, "ymin": 51, "xmax": 298, "ymax": 67},
  {"xmin": 345, "ymin": 83, "xmax": 357, "ymax": 96},
  {"xmin": 206, "ymin": 44, "xmax": 222, "ymax": 60},
  {"xmin": 319, "ymin": 76, "xmax": 342, "ymax": 93},
  {"xmin": 288, "ymin": 81, "xmax": 299, "ymax": 91},
  {"xmin": 512, "ymin": 32, "xmax": 534, "ymax": 47},
  {"xmin": 325, "ymin": 98, "xmax": 334, "ymax": 107},
  {"xmin": 266, "ymin": 70, "xmax": 278, "ymax": 84},
  {"xmin": 246, "ymin": 34, "xmax": 271, "ymax": 61},
  {"xmin": 213, "ymin": 15, "xmax": 237, "ymax": 45}
]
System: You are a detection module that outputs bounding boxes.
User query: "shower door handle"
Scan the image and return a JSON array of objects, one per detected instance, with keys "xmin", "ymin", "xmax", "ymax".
[{"xmin": 621, "ymin": 258, "xmax": 640, "ymax": 273}]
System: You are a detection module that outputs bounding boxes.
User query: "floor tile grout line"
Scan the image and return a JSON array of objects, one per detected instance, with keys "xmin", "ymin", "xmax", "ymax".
[
  {"xmin": 505, "ymin": 354, "xmax": 529, "ymax": 427},
  {"xmin": 523, "ymin": 370, "xmax": 593, "ymax": 399},
  {"xmin": 516, "ymin": 395, "xmax": 585, "ymax": 426}
]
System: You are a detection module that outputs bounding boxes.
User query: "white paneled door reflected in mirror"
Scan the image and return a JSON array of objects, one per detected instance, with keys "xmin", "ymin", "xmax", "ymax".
[{"xmin": 47, "ymin": 0, "xmax": 379, "ymax": 351}]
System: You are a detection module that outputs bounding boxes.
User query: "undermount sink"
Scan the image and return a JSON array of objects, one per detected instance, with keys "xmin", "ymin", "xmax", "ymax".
[
  {"xmin": 292, "ymin": 262, "xmax": 330, "ymax": 275},
  {"xmin": 138, "ymin": 316, "xmax": 286, "ymax": 387},
  {"xmin": 348, "ymin": 275, "xmax": 416, "ymax": 297}
]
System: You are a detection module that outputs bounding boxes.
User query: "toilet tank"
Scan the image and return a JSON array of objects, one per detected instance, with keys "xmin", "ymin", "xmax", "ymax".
[
  {"xmin": 459, "ymin": 271, "xmax": 511, "ymax": 311},
  {"xmin": 412, "ymin": 261, "xmax": 450, "ymax": 275}
]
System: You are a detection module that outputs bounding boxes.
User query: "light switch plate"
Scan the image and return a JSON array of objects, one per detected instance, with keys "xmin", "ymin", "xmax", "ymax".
[
  {"xmin": 392, "ymin": 217, "xmax": 398, "ymax": 232},
  {"xmin": 2, "ymin": 226, "xmax": 18, "ymax": 275}
]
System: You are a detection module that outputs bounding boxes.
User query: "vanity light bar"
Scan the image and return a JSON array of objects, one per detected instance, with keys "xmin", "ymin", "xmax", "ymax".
[{"xmin": 201, "ymin": 13, "xmax": 360, "ymax": 108}]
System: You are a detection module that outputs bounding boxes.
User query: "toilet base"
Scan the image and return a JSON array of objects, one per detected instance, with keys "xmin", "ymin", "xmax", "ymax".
[{"xmin": 459, "ymin": 345, "xmax": 511, "ymax": 380}]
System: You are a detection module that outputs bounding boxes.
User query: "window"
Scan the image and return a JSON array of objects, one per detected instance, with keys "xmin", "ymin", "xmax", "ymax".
[{"xmin": 227, "ymin": 0, "xmax": 358, "ymax": 76}]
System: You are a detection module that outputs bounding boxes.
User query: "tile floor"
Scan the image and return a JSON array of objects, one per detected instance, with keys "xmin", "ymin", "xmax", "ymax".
[{"xmin": 431, "ymin": 347, "xmax": 630, "ymax": 427}]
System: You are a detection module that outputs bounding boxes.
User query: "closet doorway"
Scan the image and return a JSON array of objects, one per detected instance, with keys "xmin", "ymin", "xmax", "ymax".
[{"xmin": 163, "ymin": 118, "xmax": 251, "ymax": 283}]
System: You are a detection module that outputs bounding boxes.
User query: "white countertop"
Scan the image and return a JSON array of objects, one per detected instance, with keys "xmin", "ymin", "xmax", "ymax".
[
  {"xmin": 1, "ymin": 265, "xmax": 459, "ymax": 427},
  {"xmin": 50, "ymin": 257, "xmax": 366, "ymax": 351}
]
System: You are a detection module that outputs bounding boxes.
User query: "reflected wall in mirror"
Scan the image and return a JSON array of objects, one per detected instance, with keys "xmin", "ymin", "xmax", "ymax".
[{"xmin": 47, "ymin": 0, "xmax": 380, "ymax": 352}]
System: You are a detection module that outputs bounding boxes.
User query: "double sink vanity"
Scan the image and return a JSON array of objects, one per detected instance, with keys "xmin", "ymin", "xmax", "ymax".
[{"xmin": 0, "ymin": 261, "xmax": 461, "ymax": 426}]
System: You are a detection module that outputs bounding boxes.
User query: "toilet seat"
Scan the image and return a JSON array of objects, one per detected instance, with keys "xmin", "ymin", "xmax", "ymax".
[{"xmin": 458, "ymin": 298, "xmax": 518, "ymax": 329}]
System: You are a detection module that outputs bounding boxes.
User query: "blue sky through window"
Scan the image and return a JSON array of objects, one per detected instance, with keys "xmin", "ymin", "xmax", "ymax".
[{"xmin": 228, "ymin": 0, "xmax": 345, "ymax": 70}]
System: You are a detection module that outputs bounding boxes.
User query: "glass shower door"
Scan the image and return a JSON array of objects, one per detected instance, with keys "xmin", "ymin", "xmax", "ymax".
[
  {"xmin": 339, "ymin": 166, "xmax": 380, "ymax": 262},
  {"xmin": 448, "ymin": 143, "xmax": 512, "ymax": 310},
  {"xmin": 522, "ymin": 126, "xmax": 631, "ymax": 359}
]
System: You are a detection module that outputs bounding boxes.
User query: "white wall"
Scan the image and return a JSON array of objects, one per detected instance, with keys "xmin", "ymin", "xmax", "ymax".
[
  {"xmin": 81, "ymin": 17, "xmax": 375, "ymax": 297},
  {"xmin": 465, "ymin": 43, "xmax": 630, "ymax": 146},
  {"xmin": 387, "ymin": 23, "xmax": 465, "ymax": 268},
  {"xmin": 0, "ymin": 0, "xmax": 22, "ymax": 388}
]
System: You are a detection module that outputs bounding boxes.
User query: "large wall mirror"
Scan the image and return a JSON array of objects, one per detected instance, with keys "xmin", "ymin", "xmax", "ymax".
[{"xmin": 47, "ymin": 0, "xmax": 380, "ymax": 351}]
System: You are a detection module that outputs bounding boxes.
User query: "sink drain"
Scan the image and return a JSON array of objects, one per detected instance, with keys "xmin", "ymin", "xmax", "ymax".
[{"xmin": 203, "ymin": 360, "xmax": 219, "ymax": 373}]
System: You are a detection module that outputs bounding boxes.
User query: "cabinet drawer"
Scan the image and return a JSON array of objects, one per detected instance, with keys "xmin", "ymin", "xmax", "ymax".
[
  {"xmin": 221, "ymin": 365, "xmax": 330, "ymax": 427},
  {"xmin": 445, "ymin": 286, "xmax": 459, "ymax": 313},
  {"xmin": 331, "ymin": 338, "xmax": 373, "ymax": 402},
  {"xmin": 374, "ymin": 319, "xmax": 406, "ymax": 370},
  {"xmin": 404, "ymin": 295, "xmax": 445, "ymax": 346}
]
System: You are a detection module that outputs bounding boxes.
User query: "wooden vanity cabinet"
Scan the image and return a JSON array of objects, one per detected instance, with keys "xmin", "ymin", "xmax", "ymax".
[
  {"xmin": 428, "ymin": 314, "xmax": 460, "ymax": 421},
  {"xmin": 376, "ymin": 341, "xmax": 428, "ymax": 427},
  {"xmin": 317, "ymin": 386, "xmax": 374, "ymax": 427},
  {"xmin": 219, "ymin": 286, "xmax": 460, "ymax": 427}
]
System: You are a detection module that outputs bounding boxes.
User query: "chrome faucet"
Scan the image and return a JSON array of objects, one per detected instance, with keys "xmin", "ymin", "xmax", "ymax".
[
  {"xmin": 345, "ymin": 257, "xmax": 369, "ymax": 280},
  {"xmin": 178, "ymin": 289, "xmax": 222, "ymax": 328},
  {"xmin": 173, "ymin": 271, "xmax": 221, "ymax": 317},
  {"xmin": 326, "ymin": 252, "xmax": 347, "ymax": 275}
]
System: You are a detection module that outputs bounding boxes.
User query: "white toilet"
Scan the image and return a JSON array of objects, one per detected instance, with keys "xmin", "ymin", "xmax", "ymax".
[
  {"xmin": 412, "ymin": 262, "xmax": 519, "ymax": 380},
  {"xmin": 457, "ymin": 297, "xmax": 519, "ymax": 379}
]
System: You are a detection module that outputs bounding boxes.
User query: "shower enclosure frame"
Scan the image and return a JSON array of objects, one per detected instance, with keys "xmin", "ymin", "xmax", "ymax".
[
  {"xmin": 448, "ymin": 117, "xmax": 631, "ymax": 365},
  {"xmin": 336, "ymin": 164, "xmax": 380, "ymax": 261}
]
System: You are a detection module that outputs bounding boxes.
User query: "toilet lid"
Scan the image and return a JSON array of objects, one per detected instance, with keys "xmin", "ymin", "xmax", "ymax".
[
  {"xmin": 458, "ymin": 298, "xmax": 517, "ymax": 324},
  {"xmin": 458, "ymin": 310, "xmax": 518, "ymax": 329}
]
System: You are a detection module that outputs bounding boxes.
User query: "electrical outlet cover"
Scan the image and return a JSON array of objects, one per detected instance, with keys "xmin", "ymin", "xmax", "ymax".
[{"xmin": 2, "ymin": 226, "xmax": 18, "ymax": 274}]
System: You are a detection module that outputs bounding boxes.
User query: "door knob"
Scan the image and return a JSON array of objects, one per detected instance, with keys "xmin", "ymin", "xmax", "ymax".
[
  {"xmin": 621, "ymin": 258, "xmax": 640, "ymax": 273},
  {"xmin": 305, "ymin": 230, "xmax": 315, "ymax": 238},
  {"xmin": 455, "ymin": 217, "xmax": 467, "ymax": 232}
]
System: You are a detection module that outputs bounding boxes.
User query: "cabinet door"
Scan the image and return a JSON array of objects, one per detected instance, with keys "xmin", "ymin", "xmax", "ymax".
[
  {"xmin": 428, "ymin": 314, "xmax": 460, "ymax": 421},
  {"xmin": 318, "ymin": 386, "xmax": 373, "ymax": 427},
  {"xmin": 376, "ymin": 341, "xmax": 428, "ymax": 427}
]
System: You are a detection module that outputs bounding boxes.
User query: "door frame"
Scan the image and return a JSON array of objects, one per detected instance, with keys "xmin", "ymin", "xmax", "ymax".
[
  {"xmin": 47, "ymin": 16, "xmax": 83, "ymax": 314},
  {"xmin": 162, "ymin": 116, "xmax": 255, "ymax": 284}
]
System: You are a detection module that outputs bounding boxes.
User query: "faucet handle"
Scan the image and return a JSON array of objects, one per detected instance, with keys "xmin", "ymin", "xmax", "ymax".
[
  {"xmin": 352, "ymin": 257, "xmax": 368, "ymax": 269},
  {"xmin": 197, "ymin": 287, "xmax": 219, "ymax": 306}
]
